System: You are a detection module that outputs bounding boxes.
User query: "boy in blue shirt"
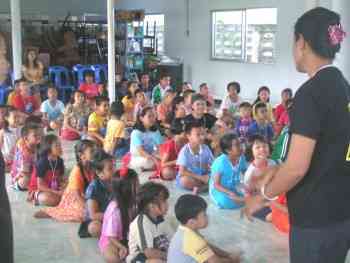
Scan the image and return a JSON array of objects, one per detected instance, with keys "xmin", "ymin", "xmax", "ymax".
[
  {"xmin": 40, "ymin": 85, "xmax": 65, "ymax": 131},
  {"xmin": 176, "ymin": 122, "xmax": 214, "ymax": 192}
]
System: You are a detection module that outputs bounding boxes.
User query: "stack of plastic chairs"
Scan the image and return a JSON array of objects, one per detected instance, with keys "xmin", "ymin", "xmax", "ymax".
[
  {"xmin": 48, "ymin": 66, "xmax": 74, "ymax": 103},
  {"xmin": 0, "ymin": 72, "xmax": 13, "ymax": 104},
  {"xmin": 72, "ymin": 64, "xmax": 92, "ymax": 87},
  {"xmin": 90, "ymin": 64, "xmax": 108, "ymax": 84}
]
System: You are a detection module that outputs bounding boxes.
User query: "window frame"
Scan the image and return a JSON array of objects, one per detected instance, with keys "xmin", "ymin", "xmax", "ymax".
[
  {"xmin": 144, "ymin": 13, "xmax": 166, "ymax": 54},
  {"xmin": 210, "ymin": 7, "xmax": 278, "ymax": 65}
]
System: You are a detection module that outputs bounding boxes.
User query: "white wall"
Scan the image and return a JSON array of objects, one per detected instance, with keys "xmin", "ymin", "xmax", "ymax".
[{"xmin": 116, "ymin": 0, "xmax": 310, "ymax": 103}]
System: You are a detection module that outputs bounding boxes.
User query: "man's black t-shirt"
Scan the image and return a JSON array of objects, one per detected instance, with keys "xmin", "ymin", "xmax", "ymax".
[
  {"xmin": 287, "ymin": 67, "xmax": 350, "ymax": 228},
  {"xmin": 184, "ymin": 113, "xmax": 217, "ymax": 130}
]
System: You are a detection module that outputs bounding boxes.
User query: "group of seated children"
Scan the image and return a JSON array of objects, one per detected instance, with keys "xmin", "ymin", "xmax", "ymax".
[{"xmin": 1, "ymin": 72, "xmax": 295, "ymax": 262}]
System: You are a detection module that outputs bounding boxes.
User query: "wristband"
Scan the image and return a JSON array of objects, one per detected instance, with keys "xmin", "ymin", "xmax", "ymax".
[{"xmin": 261, "ymin": 183, "xmax": 278, "ymax": 201}]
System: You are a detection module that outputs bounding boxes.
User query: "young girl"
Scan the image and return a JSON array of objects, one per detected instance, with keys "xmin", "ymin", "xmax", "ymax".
[
  {"xmin": 244, "ymin": 135, "xmax": 277, "ymax": 196},
  {"xmin": 127, "ymin": 182, "xmax": 173, "ymax": 263},
  {"xmin": 218, "ymin": 82, "xmax": 242, "ymax": 118},
  {"xmin": 28, "ymin": 134, "xmax": 65, "ymax": 206},
  {"xmin": 11, "ymin": 123, "xmax": 42, "ymax": 191},
  {"xmin": 157, "ymin": 89, "xmax": 176, "ymax": 124},
  {"xmin": 0, "ymin": 107, "xmax": 21, "ymax": 171},
  {"xmin": 79, "ymin": 150, "xmax": 114, "ymax": 238},
  {"xmin": 35, "ymin": 140, "xmax": 95, "ymax": 222},
  {"xmin": 122, "ymin": 81, "xmax": 138, "ymax": 123},
  {"xmin": 209, "ymin": 133, "xmax": 247, "ymax": 209},
  {"xmin": 133, "ymin": 89, "xmax": 149, "ymax": 121},
  {"xmin": 167, "ymin": 96, "xmax": 186, "ymax": 128},
  {"xmin": 99, "ymin": 168, "xmax": 139, "ymax": 263},
  {"xmin": 274, "ymin": 88, "xmax": 293, "ymax": 124},
  {"xmin": 252, "ymin": 86, "xmax": 274, "ymax": 122},
  {"xmin": 129, "ymin": 106, "xmax": 164, "ymax": 172},
  {"xmin": 235, "ymin": 102, "xmax": 253, "ymax": 148},
  {"xmin": 61, "ymin": 90, "xmax": 90, "ymax": 140},
  {"xmin": 79, "ymin": 71, "xmax": 100, "ymax": 99}
]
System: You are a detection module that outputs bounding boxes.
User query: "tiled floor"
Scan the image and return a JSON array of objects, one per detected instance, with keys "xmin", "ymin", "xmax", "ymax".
[{"xmin": 7, "ymin": 140, "xmax": 349, "ymax": 263}]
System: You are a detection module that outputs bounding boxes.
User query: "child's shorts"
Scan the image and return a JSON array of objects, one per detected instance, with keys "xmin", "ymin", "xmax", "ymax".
[{"xmin": 129, "ymin": 253, "xmax": 147, "ymax": 263}]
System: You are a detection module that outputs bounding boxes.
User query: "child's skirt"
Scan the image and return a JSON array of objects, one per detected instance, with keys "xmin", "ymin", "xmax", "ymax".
[{"xmin": 40, "ymin": 190, "xmax": 85, "ymax": 222}]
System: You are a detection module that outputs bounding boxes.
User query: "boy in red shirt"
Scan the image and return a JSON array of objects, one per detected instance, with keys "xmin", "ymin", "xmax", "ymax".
[
  {"xmin": 79, "ymin": 71, "xmax": 100, "ymax": 99},
  {"xmin": 12, "ymin": 78, "xmax": 40, "ymax": 119},
  {"xmin": 153, "ymin": 120, "xmax": 187, "ymax": 180}
]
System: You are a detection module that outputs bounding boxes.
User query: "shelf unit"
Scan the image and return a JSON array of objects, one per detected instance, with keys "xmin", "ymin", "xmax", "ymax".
[{"xmin": 115, "ymin": 10, "xmax": 146, "ymax": 79}]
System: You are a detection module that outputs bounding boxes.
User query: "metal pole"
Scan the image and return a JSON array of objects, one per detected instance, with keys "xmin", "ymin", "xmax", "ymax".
[
  {"xmin": 10, "ymin": 0, "xmax": 22, "ymax": 80},
  {"xmin": 107, "ymin": 0, "xmax": 116, "ymax": 102}
]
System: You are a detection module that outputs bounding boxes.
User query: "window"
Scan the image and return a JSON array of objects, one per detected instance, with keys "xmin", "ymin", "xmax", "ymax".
[
  {"xmin": 212, "ymin": 8, "xmax": 277, "ymax": 64},
  {"xmin": 144, "ymin": 14, "xmax": 165, "ymax": 54}
]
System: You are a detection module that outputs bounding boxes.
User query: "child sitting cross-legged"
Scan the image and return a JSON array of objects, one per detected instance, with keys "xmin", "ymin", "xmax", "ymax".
[
  {"xmin": 79, "ymin": 150, "xmax": 115, "ymax": 238},
  {"xmin": 104, "ymin": 101, "xmax": 129, "ymax": 158},
  {"xmin": 129, "ymin": 106, "xmax": 164, "ymax": 172},
  {"xmin": 176, "ymin": 122, "xmax": 214, "ymax": 192},
  {"xmin": 127, "ymin": 182, "xmax": 174, "ymax": 263},
  {"xmin": 40, "ymin": 85, "xmax": 65, "ymax": 131},
  {"xmin": 209, "ymin": 134, "xmax": 248, "ymax": 210},
  {"xmin": 27, "ymin": 134, "xmax": 65, "ymax": 206},
  {"xmin": 99, "ymin": 168, "xmax": 139, "ymax": 263},
  {"xmin": 88, "ymin": 96, "xmax": 109, "ymax": 146},
  {"xmin": 235, "ymin": 102, "xmax": 253, "ymax": 148},
  {"xmin": 133, "ymin": 89, "xmax": 149, "ymax": 121},
  {"xmin": 34, "ymin": 140, "xmax": 96, "ymax": 222},
  {"xmin": 168, "ymin": 194, "xmax": 240, "ymax": 263},
  {"xmin": 153, "ymin": 120, "xmax": 187, "ymax": 180}
]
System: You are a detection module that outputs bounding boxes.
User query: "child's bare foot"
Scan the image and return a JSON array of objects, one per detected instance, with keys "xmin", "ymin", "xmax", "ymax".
[
  {"xmin": 34, "ymin": 210, "xmax": 51, "ymax": 219},
  {"xmin": 265, "ymin": 212, "xmax": 272, "ymax": 222}
]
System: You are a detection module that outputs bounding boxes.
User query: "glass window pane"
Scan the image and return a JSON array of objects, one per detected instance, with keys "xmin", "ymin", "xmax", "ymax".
[
  {"xmin": 144, "ymin": 14, "xmax": 165, "ymax": 54},
  {"xmin": 245, "ymin": 8, "xmax": 277, "ymax": 64},
  {"xmin": 212, "ymin": 10, "xmax": 243, "ymax": 60}
]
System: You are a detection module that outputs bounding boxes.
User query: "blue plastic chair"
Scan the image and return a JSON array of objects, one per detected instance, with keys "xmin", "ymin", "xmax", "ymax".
[
  {"xmin": 48, "ymin": 66, "xmax": 74, "ymax": 103},
  {"xmin": 0, "ymin": 84, "xmax": 9, "ymax": 104},
  {"xmin": 72, "ymin": 64, "xmax": 92, "ymax": 87},
  {"xmin": 90, "ymin": 64, "xmax": 108, "ymax": 84}
]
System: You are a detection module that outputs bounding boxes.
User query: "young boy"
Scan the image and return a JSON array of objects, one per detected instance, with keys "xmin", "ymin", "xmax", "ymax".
[
  {"xmin": 152, "ymin": 74, "xmax": 171, "ymax": 105},
  {"xmin": 155, "ymin": 120, "xmax": 187, "ymax": 180},
  {"xmin": 168, "ymin": 194, "xmax": 240, "ymax": 263},
  {"xmin": 11, "ymin": 123, "xmax": 42, "ymax": 191},
  {"xmin": 40, "ymin": 85, "xmax": 65, "ymax": 131},
  {"xmin": 177, "ymin": 122, "xmax": 214, "ymax": 192},
  {"xmin": 12, "ymin": 78, "xmax": 40, "ymax": 118},
  {"xmin": 103, "ymin": 101, "xmax": 129, "ymax": 158},
  {"xmin": 88, "ymin": 96, "xmax": 109, "ymax": 146},
  {"xmin": 79, "ymin": 70, "xmax": 100, "ymax": 99},
  {"xmin": 235, "ymin": 102, "xmax": 253, "ymax": 146},
  {"xmin": 184, "ymin": 94, "xmax": 217, "ymax": 131},
  {"xmin": 127, "ymin": 182, "xmax": 173, "ymax": 263},
  {"xmin": 247, "ymin": 102, "xmax": 274, "ymax": 143}
]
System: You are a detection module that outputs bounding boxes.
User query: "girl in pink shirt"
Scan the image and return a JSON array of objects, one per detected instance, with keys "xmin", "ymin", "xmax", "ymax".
[{"xmin": 99, "ymin": 168, "xmax": 139, "ymax": 263}]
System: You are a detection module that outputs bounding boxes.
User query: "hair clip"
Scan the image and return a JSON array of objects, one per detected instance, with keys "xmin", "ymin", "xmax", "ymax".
[{"xmin": 328, "ymin": 24, "xmax": 346, "ymax": 46}]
